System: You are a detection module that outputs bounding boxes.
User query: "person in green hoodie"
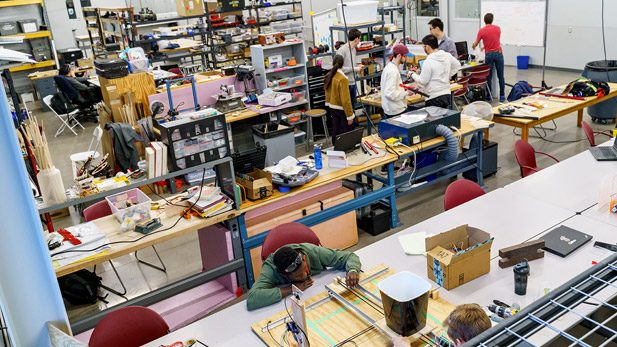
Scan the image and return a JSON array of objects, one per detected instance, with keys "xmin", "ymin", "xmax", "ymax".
[{"xmin": 246, "ymin": 243, "xmax": 362, "ymax": 310}]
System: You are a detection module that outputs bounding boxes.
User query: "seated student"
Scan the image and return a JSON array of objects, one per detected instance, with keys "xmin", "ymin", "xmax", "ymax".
[
  {"xmin": 246, "ymin": 243, "xmax": 361, "ymax": 310},
  {"xmin": 408, "ymin": 34, "xmax": 461, "ymax": 109},
  {"xmin": 325, "ymin": 54, "xmax": 355, "ymax": 144},
  {"xmin": 58, "ymin": 64, "xmax": 101, "ymax": 104},
  {"xmin": 392, "ymin": 303, "xmax": 491, "ymax": 346}
]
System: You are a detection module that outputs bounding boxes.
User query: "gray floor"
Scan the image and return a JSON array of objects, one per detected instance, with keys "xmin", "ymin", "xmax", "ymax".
[{"xmin": 37, "ymin": 66, "xmax": 616, "ymax": 325}]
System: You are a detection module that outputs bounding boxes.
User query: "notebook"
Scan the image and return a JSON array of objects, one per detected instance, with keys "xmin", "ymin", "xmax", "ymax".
[{"xmin": 541, "ymin": 225, "xmax": 592, "ymax": 257}]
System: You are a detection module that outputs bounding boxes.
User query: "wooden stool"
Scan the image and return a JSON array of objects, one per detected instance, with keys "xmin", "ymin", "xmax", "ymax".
[{"xmin": 304, "ymin": 109, "xmax": 331, "ymax": 151}]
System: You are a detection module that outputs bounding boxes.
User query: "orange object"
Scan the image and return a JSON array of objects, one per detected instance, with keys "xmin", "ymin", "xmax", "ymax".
[
  {"xmin": 288, "ymin": 57, "xmax": 297, "ymax": 66},
  {"xmin": 181, "ymin": 209, "xmax": 192, "ymax": 219}
]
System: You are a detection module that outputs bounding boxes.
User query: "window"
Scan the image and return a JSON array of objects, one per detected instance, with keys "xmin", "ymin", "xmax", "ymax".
[
  {"xmin": 417, "ymin": 0, "xmax": 439, "ymax": 17},
  {"xmin": 455, "ymin": 0, "xmax": 479, "ymax": 19}
]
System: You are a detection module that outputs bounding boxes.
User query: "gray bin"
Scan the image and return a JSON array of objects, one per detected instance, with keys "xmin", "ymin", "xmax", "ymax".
[
  {"xmin": 17, "ymin": 19, "xmax": 38, "ymax": 33},
  {"xmin": 29, "ymin": 38, "xmax": 49, "ymax": 50},
  {"xmin": 582, "ymin": 60, "xmax": 617, "ymax": 123},
  {"xmin": 32, "ymin": 48, "xmax": 51, "ymax": 61},
  {"xmin": 0, "ymin": 21, "xmax": 18, "ymax": 36},
  {"xmin": 252, "ymin": 123, "xmax": 295, "ymax": 166}
]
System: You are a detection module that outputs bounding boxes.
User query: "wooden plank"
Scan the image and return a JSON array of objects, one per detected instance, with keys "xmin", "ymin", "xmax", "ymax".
[
  {"xmin": 360, "ymin": 83, "xmax": 462, "ymax": 107},
  {"xmin": 499, "ymin": 239, "xmax": 545, "ymax": 268},
  {"xmin": 99, "ymin": 72, "xmax": 157, "ymax": 119},
  {"xmin": 251, "ymin": 264, "xmax": 456, "ymax": 347}
]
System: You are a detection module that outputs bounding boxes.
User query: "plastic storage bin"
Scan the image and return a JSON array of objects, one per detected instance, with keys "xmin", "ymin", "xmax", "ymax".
[
  {"xmin": 252, "ymin": 123, "xmax": 295, "ymax": 166},
  {"xmin": 357, "ymin": 201, "xmax": 392, "ymax": 236},
  {"xmin": 583, "ymin": 60, "xmax": 617, "ymax": 123},
  {"xmin": 291, "ymin": 75, "xmax": 304, "ymax": 85},
  {"xmin": 105, "ymin": 188, "xmax": 152, "ymax": 223},
  {"xmin": 294, "ymin": 131, "xmax": 306, "ymax": 145},
  {"xmin": 37, "ymin": 167, "xmax": 67, "ymax": 206},
  {"xmin": 337, "ymin": 1, "xmax": 378, "ymax": 25},
  {"xmin": 289, "ymin": 89, "xmax": 306, "ymax": 102},
  {"xmin": 378, "ymin": 272, "xmax": 431, "ymax": 336},
  {"xmin": 517, "ymin": 55, "xmax": 530, "ymax": 69}
]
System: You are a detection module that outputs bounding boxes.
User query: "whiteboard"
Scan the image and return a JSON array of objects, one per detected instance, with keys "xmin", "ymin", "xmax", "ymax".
[
  {"xmin": 311, "ymin": 9, "xmax": 337, "ymax": 50},
  {"xmin": 481, "ymin": 1, "xmax": 546, "ymax": 47}
]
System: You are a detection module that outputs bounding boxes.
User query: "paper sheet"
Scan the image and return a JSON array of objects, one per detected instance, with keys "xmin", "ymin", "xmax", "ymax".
[{"xmin": 398, "ymin": 231, "xmax": 433, "ymax": 256}]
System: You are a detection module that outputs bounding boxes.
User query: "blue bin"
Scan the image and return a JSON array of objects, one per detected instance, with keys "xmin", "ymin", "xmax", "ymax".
[{"xmin": 517, "ymin": 55, "xmax": 530, "ymax": 70}]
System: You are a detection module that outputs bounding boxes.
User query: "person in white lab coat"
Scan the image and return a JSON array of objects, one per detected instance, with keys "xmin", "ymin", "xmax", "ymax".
[
  {"xmin": 409, "ymin": 34, "xmax": 461, "ymax": 109},
  {"xmin": 380, "ymin": 44, "xmax": 415, "ymax": 118}
]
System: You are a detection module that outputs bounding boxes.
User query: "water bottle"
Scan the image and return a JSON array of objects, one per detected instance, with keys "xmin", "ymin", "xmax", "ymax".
[{"xmin": 314, "ymin": 144, "xmax": 323, "ymax": 170}]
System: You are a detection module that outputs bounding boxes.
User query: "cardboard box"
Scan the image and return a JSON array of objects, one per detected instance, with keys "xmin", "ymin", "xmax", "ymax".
[
  {"xmin": 106, "ymin": 85, "xmax": 119, "ymax": 101},
  {"xmin": 425, "ymin": 225, "xmax": 493, "ymax": 290},
  {"xmin": 176, "ymin": 0, "xmax": 205, "ymax": 16},
  {"xmin": 77, "ymin": 58, "xmax": 93, "ymax": 68},
  {"xmin": 236, "ymin": 168, "xmax": 273, "ymax": 200}
]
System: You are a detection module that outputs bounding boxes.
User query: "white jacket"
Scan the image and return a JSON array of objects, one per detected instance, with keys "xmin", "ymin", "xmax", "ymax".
[
  {"xmin": 411, "ymin": 50, "xmax": 461, "ymax": 100},
  {"xmin": 380, "ymin": 62, "xmax": 407, "ymax": 116}
]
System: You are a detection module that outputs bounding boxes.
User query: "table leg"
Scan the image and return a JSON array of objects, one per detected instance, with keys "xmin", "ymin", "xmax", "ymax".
[
  {"xmin": 577, "ymin": 109, "xmax": 583, "ymax": 127},
  {"xmin": 476, "ymin": 130, "xmax": 486, "ymax": 189},
  {"xmin": 483, "ymin": 128, "xmax": 490, "ymax": 141},
  {"xmin": 521, "ymin": 127, "xmax": 529, "ymax": 142},
  {"xmin": 386, "ymin": 162, "xmax": 401, "ymax": 228}
]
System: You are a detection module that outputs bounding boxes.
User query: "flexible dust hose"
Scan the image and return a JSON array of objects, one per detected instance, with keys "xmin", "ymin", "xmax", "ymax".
[{"xmin": 436, "ymin": 124, "xmax": 459, "ymax": 162}]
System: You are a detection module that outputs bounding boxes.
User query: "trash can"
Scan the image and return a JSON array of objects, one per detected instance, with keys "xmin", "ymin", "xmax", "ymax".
[
  {"xmin": 252, "ymin": 122, "xmax": 295, "ymax": 166},
  {"xmin": 582, "ymin": 60, "xmax": 617, "ymax": 123},
  {"xmin": 516, "ymin": 55, "xmax": 530, "ymax": 70},
  {"xmin": 378, "ymin": 271, "xmax": 431, "ymax": 336}
]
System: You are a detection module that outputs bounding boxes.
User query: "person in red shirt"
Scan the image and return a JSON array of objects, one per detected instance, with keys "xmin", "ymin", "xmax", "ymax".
[{"xmin": 472, "ymin": 13, "xmax": 505, "ymax": 102}]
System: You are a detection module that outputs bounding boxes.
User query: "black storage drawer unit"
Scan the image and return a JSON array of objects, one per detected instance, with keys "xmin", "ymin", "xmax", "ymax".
[
  {"xmin": 155, "ymin": 114, "xmax": 230, "ymax": 172},
  {"xmin": 307, "ymin": 66, "xmax": 326, "ymax": 109}
]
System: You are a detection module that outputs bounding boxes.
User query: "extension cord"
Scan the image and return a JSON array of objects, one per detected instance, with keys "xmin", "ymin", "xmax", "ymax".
[{"xmin": 397, "ymin": 180, "xmax": 428, "ymax": 192}]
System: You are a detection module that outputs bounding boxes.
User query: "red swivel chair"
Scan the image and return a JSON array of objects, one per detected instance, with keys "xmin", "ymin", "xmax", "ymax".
[
  {"xmin": 261, "ymin": 222, "xmax": 321, "ymax": 261},
  {"xmin": 444, "ymin": 179, "xmax": 486, "ymax": 211},
  {"xmin": 453, "ymin": 74, "xmax": 470, "ymax": 110},
  {"xmin": 168, "ymin": 67, "xmax": 184, "ymax": 79},
  {"xmin": 514, "ymin": 140, "xmax": 560, "ymax": 178},
  {"xmin": 89, "ymin": 306, "xmax": 169, "ymax": 347},
  {"xmin": 582, "ymin": 120, "xmax": 612, "ymax": 147},
  {"xmin": 468, "ymin": 64, "xmax": 492, "ymax": 100}
]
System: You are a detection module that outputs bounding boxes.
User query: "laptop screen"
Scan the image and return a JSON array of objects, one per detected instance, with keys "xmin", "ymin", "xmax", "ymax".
[
  {"xmin": 455, "ymin": 41, "xmax": 469, "ymax": 57},
  {"xmin": 419, "ymin": 59, "xmax": 425, "ymax": 69}
]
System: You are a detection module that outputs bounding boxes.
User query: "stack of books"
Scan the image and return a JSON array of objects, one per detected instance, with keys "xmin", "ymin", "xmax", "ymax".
[{"xmin": 185, "ymin": 187, "xmax": 234, "ymax": 218}]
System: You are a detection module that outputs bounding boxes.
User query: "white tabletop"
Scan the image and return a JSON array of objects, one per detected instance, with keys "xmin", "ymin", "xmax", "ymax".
[
  {"xmin": 504, "ymin": 146, "xmax": 617, "ymax": 213},
  {"xmin": 144, "ymin": 188, "xmax": 575, "ymax": 346}
]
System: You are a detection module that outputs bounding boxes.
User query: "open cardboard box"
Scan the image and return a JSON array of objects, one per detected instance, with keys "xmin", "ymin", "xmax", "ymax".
[
  {"xmin": 425, "ymin": 225, "xmax": 493, "ymax": 290},
  {"xmin": 236, "ymin": 168, "xmax": 273, "ymax": 200}
]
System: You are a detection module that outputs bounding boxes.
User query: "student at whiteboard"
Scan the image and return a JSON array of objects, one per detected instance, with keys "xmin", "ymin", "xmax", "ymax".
[{"xmin": 472, "ymin": 13, "xmax": 505, "ymax": 102}]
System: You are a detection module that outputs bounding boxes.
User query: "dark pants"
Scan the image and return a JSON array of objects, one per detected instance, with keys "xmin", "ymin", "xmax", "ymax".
[
  {"xmin": 425, "ymin": 94, "xmax": 451, "ymax": 108},
  {"xmin": 485, "ymin": 51, "xmax": 505, "ymax": 97},
  {"xmin": 330, "ymin": 108, "xmax": 354, "ymax": 145},
  {"xmin": 349, "ymin": 85, "xmax": 357, "ymax": 112}
]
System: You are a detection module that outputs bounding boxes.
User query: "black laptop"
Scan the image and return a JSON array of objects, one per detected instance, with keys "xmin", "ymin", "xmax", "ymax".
[
  {"xmin": 322, "ymin": 128, "xmax": 364, "ymax": 153},
  {"xmin": 589, "ymin": 136, "xmax": 617, "ymax": 161},
  {"xmin": 541, "ymin": 225, "xmax": 593, "ymax": 258}
]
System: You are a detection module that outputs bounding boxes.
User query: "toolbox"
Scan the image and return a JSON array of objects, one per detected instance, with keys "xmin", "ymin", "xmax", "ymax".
[
  {"xmin": 155, "ymin": 114, "xmax": 231, "ymax": 172},
  {"xmin": 94, "ymin": 58, "xmax": 129, "ymax": 79}
]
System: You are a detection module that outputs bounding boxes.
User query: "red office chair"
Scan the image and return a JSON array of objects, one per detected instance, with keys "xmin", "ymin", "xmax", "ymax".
[
  {"xmin": 582, "ymin": 120, "xmax": 612, "ymax": 147},
  {"xmin": 261, "ymin": 222, "xmax": 321, "ymax": 261},
  {"xmin": 83, "ymin": 200, "xmax": 112, "ymax": 221},
  {"xmin": 168, "ymin": 67, "xmax": 184, "ymax": 79},
  {"xmin": 89, "ymin": 306, "xmax": 169, "ymax": 347},
  {"xmin": 468, "ymin": 64, "xmax": 492, "ymax": 100},
  {"xmin": 514, "ymin": 140, "xmax": 560, "ymax": 178},
  {"xmin": 453, "ymin": 74, "xmax": 470, "ymax": 110},
  {"xmin": 444, "ymin": 179, "xmax": 486, "ymax": 211}
]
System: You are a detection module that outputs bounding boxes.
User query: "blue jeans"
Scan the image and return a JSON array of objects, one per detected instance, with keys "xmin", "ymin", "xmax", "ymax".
[
  {"xmin": 485, "ymin": 52, "xmax": 505, "ymax": 96},
  {"xmin": 349, "ymin": 85, "xmax": 357, "ymax": 112}
]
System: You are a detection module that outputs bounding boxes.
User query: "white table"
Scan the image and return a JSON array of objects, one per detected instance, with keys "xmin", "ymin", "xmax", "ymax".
[
  {"xmin": 144, "ymin": 189, "xmax": 575, "ymax": 346},
  {"xmin": 505, "ymin": 144, "xmax": 617, "ymax": 213}
]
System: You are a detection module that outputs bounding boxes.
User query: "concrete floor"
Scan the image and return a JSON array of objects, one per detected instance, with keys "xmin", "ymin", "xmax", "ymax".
[{"xmin": 37, "ymin": 66, "xmax": 616, "ymax": 327}]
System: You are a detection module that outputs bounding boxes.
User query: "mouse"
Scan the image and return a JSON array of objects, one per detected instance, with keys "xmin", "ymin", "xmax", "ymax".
[{"xmin": 309, "ymin": 155, "xmax": 314, "ymax": 160}]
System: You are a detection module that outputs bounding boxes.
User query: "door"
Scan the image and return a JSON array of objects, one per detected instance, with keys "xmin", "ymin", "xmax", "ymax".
[{"xmin": 447, "ymin": 0, "xmax": 481, "ymax": 54}]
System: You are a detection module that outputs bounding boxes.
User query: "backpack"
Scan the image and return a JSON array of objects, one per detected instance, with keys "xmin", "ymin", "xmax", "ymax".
[
  {"xmin": 58, "ymin": 270, "xmax": 106, "ymax": 305},
  {"xmin": 564, "ymin": 78, "xmax": 610, "ymax": 98},
  {"xmin": 507, "ymin": 81, "xmax": 535, "ymax": 102},
  {"xmin": 50, "ymin": 92, "xmax": 76, "ymax": 115},
  {"xmin": 466, "ymin": 85, "xmax": 487, "ymax": 102}
]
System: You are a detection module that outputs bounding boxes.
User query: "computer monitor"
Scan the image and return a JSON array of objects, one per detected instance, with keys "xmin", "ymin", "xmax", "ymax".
[
  {"xmin": 455, "ymin": 41, "xmax": 469, "ymax": 59},
  {"xmin": 419, "ymin": 59, "xmax": 426, "ymax": 69}
]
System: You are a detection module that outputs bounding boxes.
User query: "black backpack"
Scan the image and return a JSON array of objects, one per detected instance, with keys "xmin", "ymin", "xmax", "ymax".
[
  {"xmin": 467, "ymin": 85, "xmax": 487, "ymax": 102},
  {"xmin": 58, "ymin": 270, "xmax": 106, "ymax": 305},
  {"xmin": 50, "ymin": 92, "xmax": 76, "ymax": 115},
  {"xmin": 564, "ymin": 78, "xmax": 610, "ymax": 98}
]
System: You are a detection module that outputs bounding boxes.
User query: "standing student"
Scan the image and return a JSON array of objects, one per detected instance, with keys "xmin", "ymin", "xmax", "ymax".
[
  {"xmin": 380, "ymin": 45, "xmax": 415, "ymax": 118},
  {"xmin": 325, "ymin": 55, "xmax": 354, "ymax": 145},
  {"xmin": 409, "ymin": 35, "xmax": 460, "ymax": 108},
  {"xmin": 472, "ymin": 13, "xmax": 505, "ymax": 102},
  {"xmin": 428, "ymin": 18, "xmax": 458, "ymax": 59},
  {"xmin": 336, "ymin": 28, "xmax": 364, "ymax": 113}
]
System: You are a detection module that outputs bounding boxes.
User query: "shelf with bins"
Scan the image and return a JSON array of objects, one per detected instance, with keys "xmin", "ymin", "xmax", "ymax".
[
  {"xmin": 82, "ymin": 7, "xmax": 135, "ymax": 58},
  {"xmin": 378, "ymin": 6, "xmax": 406, "ymax": 40},
  {"xmin": 250, "ymin": 41, "xmax": 309, "ymax": 95}
]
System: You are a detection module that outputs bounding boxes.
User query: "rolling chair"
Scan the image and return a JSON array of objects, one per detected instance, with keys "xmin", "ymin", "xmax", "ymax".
[
  {"xmin": 53, "ymin": 75, "xmax": 99, "ymax": 123},
  {"xmin": 514, "ymin": 140, "xmax": 559, "ymax": 178},
  {"xmin": 261, "ymin": 222, "xmax": 321, "ymax": 261},
  {"xmin": 444, "ymin": 179, "xmax": 485, "ymax": 211},
  {"xmin": 88, "ymin": 306, "xmax": 169, "ymax": 347}
]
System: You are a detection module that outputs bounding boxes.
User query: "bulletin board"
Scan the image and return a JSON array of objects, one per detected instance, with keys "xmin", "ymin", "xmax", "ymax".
[
  {"xmin": 481, "ymin": 0, "xmax": 546, "ymax": 47},
  {"xmin": 311, "ymin": 8, "xmax": 337, "ymax": 50}
]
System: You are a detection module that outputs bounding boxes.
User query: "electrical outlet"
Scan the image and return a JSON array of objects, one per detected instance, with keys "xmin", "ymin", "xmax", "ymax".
[{"xmin": 568, "ymin": 27, "xmax": 572, "ymax": 33}]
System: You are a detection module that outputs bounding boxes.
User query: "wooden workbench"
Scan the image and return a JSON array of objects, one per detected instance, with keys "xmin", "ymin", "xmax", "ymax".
[
  {"xmin": 361, "ymin": 83, "xmax": 462, "ymax": 107},
  {"xmin": 490, "ymin": 82, "xmax": 617, "ymax": 141},
  {"xmin": 54, "ymin": 199, "xmax": 241, "ymax": 277},
  {"xmin": 251, "ymin": 264, "xmax": 456, "ymax": 347}
]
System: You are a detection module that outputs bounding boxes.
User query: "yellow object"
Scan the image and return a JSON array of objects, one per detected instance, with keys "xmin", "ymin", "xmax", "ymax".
[
  {"xmin": 470, "ymin": 62, "xmax": 478, "ymax": 66},
  {"xmin": 611, "ymin": 129, "xmax": 617, "ymax": 137},
  {"xmin": 309, "ymin": 11, "xmax": 314, "ymax": 16},
  {"xmin": 385, "ymin": 137, "xmax": 401, "ymax": 146},
  {"xmin": 113, "ymin": 176, "xmax": 129, "ymax": 184}
]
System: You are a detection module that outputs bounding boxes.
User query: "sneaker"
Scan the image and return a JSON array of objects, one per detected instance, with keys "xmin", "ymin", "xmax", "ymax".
[
  {"xmin": 499, "ymin": 95, "xmax": 506, "ymax": 102},
  {"xmin": 486, "ymin": 95, "xmax": 492, "ymax": 102}
]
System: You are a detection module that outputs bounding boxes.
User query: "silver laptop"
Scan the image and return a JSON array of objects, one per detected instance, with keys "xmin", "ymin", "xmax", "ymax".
[{"xmin": 590, "ymin": 137, "xmax": 617, "ymax": 161}]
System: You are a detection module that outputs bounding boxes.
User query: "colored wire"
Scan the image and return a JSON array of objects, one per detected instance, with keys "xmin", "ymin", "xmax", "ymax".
[
  {"xmin": 284, "ymin": 296, "xmax": 311, "ymax": 347},
  {"xmin": 266, "ymin": 320, "xmax": 284, "ymax": 347}
]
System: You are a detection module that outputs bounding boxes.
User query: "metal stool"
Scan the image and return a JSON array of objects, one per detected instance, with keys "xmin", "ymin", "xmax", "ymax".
[{"xmin": 305, "ymin": 109, "xmax": 331, "ymax": 151}]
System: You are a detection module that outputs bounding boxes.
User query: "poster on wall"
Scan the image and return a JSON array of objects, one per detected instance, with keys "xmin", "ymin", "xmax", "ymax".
[{"xmin": 311, "ymin": 9, "xmax": 337, "ymax": 51}]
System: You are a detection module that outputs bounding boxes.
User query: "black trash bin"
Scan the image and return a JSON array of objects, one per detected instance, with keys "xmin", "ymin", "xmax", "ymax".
[{"xmin": 582, "ymin": 60, "xmax": 617, "ymax": 124}]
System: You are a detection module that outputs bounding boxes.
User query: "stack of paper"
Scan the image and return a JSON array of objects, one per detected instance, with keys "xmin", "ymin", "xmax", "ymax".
[
  {"xmin": 186, "ymin": 190, "xmax": 234, "ymax": 218},
  {"xmin": 327, "ymin": 150, "xmax": 347, "ymax": 168},
  {"xmin": 50, "ymin": 222, "xmax": 111, "ymax": 269},
  {"xmin": 398, "ymin": 231, "xmax": 433, "ymax": 256}
]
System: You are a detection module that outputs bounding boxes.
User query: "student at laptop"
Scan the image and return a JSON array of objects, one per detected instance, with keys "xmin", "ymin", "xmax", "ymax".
[
  {"xmin": 428, "ymin": 18, "xmax": 457, "ymax": 59},
  {"xmin": 381, "ymin": 45, "xmax": 416, "ymax": 118},
  {"xmin": 325, "ymin": 54, "xmax": 355, "ymax": 144},
  {"xmin": 408, "ymin": 35, "xmax": 460, "ymax": 109},
  {"xmin": 392, "ymin": 304, "xmax": 491, "ymax": 346}
]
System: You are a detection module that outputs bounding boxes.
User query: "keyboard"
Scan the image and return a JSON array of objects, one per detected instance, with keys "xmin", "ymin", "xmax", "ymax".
[{"xmin": 599, "ymin": 147, "xmax": 615, "ymax": 156}]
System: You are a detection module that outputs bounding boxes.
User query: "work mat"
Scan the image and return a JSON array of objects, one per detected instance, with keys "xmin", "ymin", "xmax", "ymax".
[{"xmin": 251, "ymin": 264, "xmax": 456, "ymax": 346}]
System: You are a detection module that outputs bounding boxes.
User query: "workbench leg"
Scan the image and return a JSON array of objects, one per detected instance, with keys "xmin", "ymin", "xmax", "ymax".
[
  {"xmin": 577, "ymin": 109, "xmax": 584, "ymax": 127},
  {"xmin": 238, "ymin": 214, "xmax": 256, "ymax": 287},
  {"xmin": 449, "ymin": 91, "xmax": 455, "ymax": 110},
  {"xmin": 476, "ymin": 131, "xmax": 486, "ymax": 189},
  {"xmin": 521, "ymin": 127, "xmax": 529, "ymax": 142},
  {"xmin": 227, "ymin": 216, "xmax": 248, "ymax": 292},
  {"xmin": 483, "ymin": 128, "xmax": 490, "ymax": 141},
  {"xmin": 386, "ymin": 162, "xmax": 401, "ymax": 228}
]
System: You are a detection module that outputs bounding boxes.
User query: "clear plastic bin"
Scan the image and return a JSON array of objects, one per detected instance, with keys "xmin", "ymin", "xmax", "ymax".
[
  {"xmin": 277, "ymin": 78, "xmax": 289, "ymax": 87},
  {"xmin": 105, "ymin": 188, "xmax": 152, "ymax": 223},
  {"xmin": 291, "ymin": 75, "xmax": 304, "ymax": 85},
  {"xmin": 272, "ymin": 23, "xmax": 290, "ymax": 31},
  {"xmin": 289, "ymin": 90, "xmax": 306, "ymax": 102}
]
